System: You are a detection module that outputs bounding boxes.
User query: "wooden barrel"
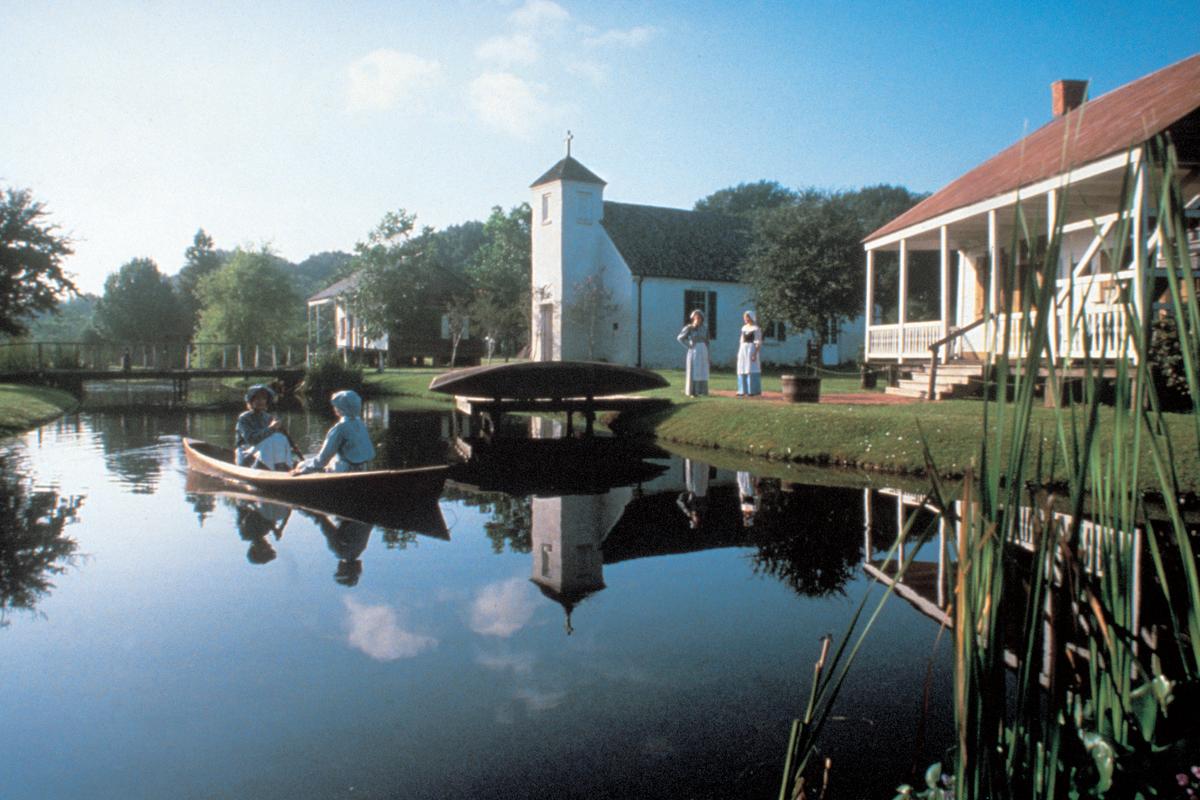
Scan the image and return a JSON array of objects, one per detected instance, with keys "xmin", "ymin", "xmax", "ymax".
[{"xmin": 780, "ymin": 374, "xmax": 820, "ymax": 403}]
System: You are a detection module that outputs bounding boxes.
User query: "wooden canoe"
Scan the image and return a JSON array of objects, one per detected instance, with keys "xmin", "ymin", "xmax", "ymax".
[
  {"xmin": 428, "ymin": 360, "xmax": 667, "ymax": 400},
  {"xmin": 182, "ymin": 438, "xmax": 448, "ymax": 503}
]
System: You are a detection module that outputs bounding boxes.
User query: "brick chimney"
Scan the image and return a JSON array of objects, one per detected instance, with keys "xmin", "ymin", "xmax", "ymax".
[{"xmin": 1051, "ymin": 79, "xmax": 1088, "ymax": 116}]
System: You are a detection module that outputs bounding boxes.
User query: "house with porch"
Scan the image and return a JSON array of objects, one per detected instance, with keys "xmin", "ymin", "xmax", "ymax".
[
  {"xmin": 529, "ymin": 150, "xmax": 863, "ymax": 368},
  {"xmin": 306, "ymin": 274, "xmax": 389, "ymax": 365},
  {"xmin": 863, "ymin": 53, "xmax": 1200, "ymax": 399},
  {"xmin": 307, "ymin": 273, "xmax": 481, "ymax": 366}
]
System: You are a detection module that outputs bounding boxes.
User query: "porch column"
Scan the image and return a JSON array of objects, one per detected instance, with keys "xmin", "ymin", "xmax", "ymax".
[
  {"xmin": 987, "ymin": 209, "xmax": 998, "ymax": 351},
  {"xmin": 1131, "ymin": 154, "xmax": 1146, "ymax": 339},
  {"xmin": 1047, "ymin": 189, "xmax": 1059, "ymax": 361},
  {"xmin": 939, "ymin": 225, "xmax": 950, "ymax": 364},
  {"xmin": 897, "ymin": 238, "xmax": 908, "ymax": 363},
  {"xmin": 864, "ymin": 249, "xmax": 875, "ymax": 360}
]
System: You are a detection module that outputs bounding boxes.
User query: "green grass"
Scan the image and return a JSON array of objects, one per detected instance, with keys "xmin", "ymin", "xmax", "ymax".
[
  {"xmin": 363, "ymin": 365, "xmax": 1200, "ymax": 494},
  {"xmin": 0, "ymin": 384, "xmax": 79, "ymax": 437},
  {"xmin": 615, "ymin": 391, "xmax": 1200, "ymax": 493}
]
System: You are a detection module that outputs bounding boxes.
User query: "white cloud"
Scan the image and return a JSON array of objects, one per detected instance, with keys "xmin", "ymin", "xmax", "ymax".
[
  {"xmin": 477, "ymin": 650, "xmax": 537, "ymax": 675},
  {"xmin": 583, "ymin": 25, "xmax": 657, "ymax": 48},
  {"xmin": 515, "ymin": 686, "xmax": 566, "ymax": 712},
  {"xmin": 344, "ymin": 597, "xmax": 437, "ymax": 661},
  {"xmin": 469, "ymin": 577, "xmax": 538, "ymax": 637},
  {"xmin": 567, "ymin": 60, "xmax": 606, "ymax": 86},
  {"xmin": 509, "ymin": 0, "xmax": 569, "ymax": 30},
  {"xmin": 345, "ymin": 49, "xmax": 443, "ymax": 112},
  {"xmin": 476, "ymin": 33, "xmax": 539, "ymax": 66},
  {"xmin": 469, "ymin": 72, "xmax": 547, "ymax": 139}
]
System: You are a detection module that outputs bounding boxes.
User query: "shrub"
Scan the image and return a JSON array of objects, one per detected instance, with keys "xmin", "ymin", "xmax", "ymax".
[
  {"xmin": 300, "ymin": 356, "xmax": 366, "ymax": 407},
  {"xmin": 1149, "ymin": 316, "xmax": 1194, "ymax": 411}
]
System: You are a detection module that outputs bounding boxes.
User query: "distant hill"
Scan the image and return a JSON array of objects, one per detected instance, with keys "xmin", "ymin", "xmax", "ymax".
[
  {"xmin": 25, "ymin": 294, "xmax": 100, "ymax": 342},
  {"xmin": 293, "ymin": 251, "xmax": 353, "ymax": 300}
]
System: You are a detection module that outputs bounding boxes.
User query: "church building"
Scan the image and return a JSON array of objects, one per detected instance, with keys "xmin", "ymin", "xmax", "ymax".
[{"xmin": 529, "ymin": 148, "xmax": 863, "ymax": 368}]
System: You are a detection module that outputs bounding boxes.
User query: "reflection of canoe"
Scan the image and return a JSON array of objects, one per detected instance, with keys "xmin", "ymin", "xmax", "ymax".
[
  {"xmin": 182, "ymin": 438, "xmax": 447, "ymax": 502},
  {"xmin": 429, "ymin": 361, "xmax": 667, "ymax": 399},
  {"xmin": 184, "ymin": 472, "xmax": 450, "ymax": 539}
]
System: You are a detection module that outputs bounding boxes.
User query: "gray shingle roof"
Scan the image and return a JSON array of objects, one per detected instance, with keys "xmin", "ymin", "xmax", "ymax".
[
  {"xmin": 307, "ymin": 272, "xmax": 360, "ymax": 303},
  {"xmin": 602, "ymin": 201, "xmax": 750, "ymax": 282},
  {"xmin": 530, "ymin": 156, "xmax": 607, "ymax": 188}
]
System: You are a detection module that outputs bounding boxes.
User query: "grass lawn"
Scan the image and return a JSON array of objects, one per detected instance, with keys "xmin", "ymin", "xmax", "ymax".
[
  {"xmin": 363, "ymin": 365, "xmax": 1200, "ymax": 494},
  {"xmin": 0, "ymin": 384, "xmax": 80, "ymax": 437}
]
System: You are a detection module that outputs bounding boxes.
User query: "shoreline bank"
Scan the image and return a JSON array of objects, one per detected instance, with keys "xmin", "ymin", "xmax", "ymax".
[
  {"xmin": 0, "ymin": 384, "xmax": 81, "ymax": 438},
  {"xmin": 363, "ymin": 367, "xmax": 1200, "ymax": 495}
]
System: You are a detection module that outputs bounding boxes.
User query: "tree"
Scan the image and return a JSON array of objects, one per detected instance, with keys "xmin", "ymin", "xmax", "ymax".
[
  {"xmin": 563, "ymin": 264, "xmax": 619, "ymax": 360},
  {"xmin": 175, "ymin": 229, "xmax": 226, "ymax": 332},
  {"xmin": 694, "ymin": 180, "xmax": 800, "ymax": 217},
  {"xmin": 742, "ymin": 194, "xmax": 864, "ymax": 351},
  {"xmin": 0, "ymin": 187, "xmax": 76, "ymax": 338},
  {"xmin": 346, "ymin": 210, "xmax": 472, "ymax": 343},
  {"xmin": 27, "ymin": 294, "xmax": 99, "ymax": 342},
  {"xmin": 740, "ymin": 184, "xmax": 929, "ymax": 349},
  {"xmin": 194, "ymin": 247, "xmax": 299, "ymax": 349},
  {"xmin": 469, "ymin": 204, "xmax": 531, "ymax": 354},
  {"xmin": 94, "ymin": 258, "xmax": 189, "ymax": 342}
]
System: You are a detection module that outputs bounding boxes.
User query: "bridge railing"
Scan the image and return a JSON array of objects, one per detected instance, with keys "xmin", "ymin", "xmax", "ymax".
[{"xmin": 0, "ymin": 341, "xmax": 311, "ymax": 373}]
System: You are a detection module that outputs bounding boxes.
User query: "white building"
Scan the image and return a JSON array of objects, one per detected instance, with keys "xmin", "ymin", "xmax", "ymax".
[
  {"xmin": 529, "ymin": 153, "xmax": 863, "ymax": 368},
  {"xmin": 862, "ymin": 54, "xmax": 1200, "ymax": 398},
  {"xmin": 306, "ymin": 273, "xmax": 388, "ymax": 361}
]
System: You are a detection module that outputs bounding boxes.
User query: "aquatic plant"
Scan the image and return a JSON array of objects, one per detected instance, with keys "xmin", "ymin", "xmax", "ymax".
[{"xmin": 779, "ymin": 137, "xmax": 1200, "ymax": 798}]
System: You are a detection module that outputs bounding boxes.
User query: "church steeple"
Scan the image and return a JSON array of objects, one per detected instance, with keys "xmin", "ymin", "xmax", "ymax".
[{"xmin": 530, "ymin": 132, "xmax": 606, "ymax": 188}]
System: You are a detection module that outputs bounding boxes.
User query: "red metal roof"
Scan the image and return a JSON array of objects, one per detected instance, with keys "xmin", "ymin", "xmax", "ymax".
[{"xmin": 867, "ymin": 53, "xmax": 1200, "ymax": 242}]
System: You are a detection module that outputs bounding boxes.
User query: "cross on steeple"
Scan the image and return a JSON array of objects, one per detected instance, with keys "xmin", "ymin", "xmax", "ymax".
[{"xmin": 564, "ymin": 130, "xmax": 573, "ymax": 157}]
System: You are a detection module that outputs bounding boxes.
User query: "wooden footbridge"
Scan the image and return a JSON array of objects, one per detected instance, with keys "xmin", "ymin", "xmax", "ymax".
[{"xmin": 0, "ymin": 340, "xmax": 311, "ymax": 393}]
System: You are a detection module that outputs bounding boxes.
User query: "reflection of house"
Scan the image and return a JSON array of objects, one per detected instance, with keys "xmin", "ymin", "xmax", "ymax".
[
  {"xmin": 530, "ymin": 148, "xmax": 862, "ymax": 367},
  {"xmin": 863, "ymin": 55, "xmax": 1200, "ymax": 396},
  {"xmin": 306, "ymin": 274, "xmax": 388, "ymax": 363},
  {"xmin": 861, "ymin": 487, "xmax": 1148, "ymax": 683}
]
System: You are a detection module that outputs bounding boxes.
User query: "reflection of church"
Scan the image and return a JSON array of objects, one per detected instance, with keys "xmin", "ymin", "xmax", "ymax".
[
  {"xmin": 525, "ymin": 460, "xmax": 757, "ymax": 633},
  {"xmin": 529, "ymin": 491, "xmax": 631, "ymax": 633}
]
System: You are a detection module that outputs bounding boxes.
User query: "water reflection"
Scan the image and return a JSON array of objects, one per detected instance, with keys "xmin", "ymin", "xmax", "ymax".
[
  {"xmin": 311, "ymin": 513, "xmax": 373, "ymax": 586},
  {"xmin": 0, "ymin": 452, "xmax": 83, "ymax": 625},
  {"xmin": 235, "ymin": 499, "xmax": 291, "ymax": 565},
  {"xmin": 676, "ymin": 457, "xmax": 710, "ymax": 529}
]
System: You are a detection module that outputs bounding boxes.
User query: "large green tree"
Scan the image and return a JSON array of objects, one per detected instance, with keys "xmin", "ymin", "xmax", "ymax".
[
  {"xmin": 0, "ymin": 187, "xmax": 76, "ymax": 338},
  {"xmin": 175, "ymin": 229, "xmax": 226, "ymax": 333},
  {"xmin": 194, "ymin": 247, "xmax": 299, "ymax": 347},
  {"xmin": 742, "ymin": 185, "xmax": 927, "ymax": 346},
  {"xmin": 694, "ymin": 180, "xmax": 800, "ymax": 217},
  {"xmin": 346, "ymin": 210, "xmax": 472, "ymax": 342},
  {"xmin": 469, "ymin": 203, "xmax": 531, "ymax": 354},
  {"xmin": 94, "ymin": 258, "xmax": 189, "ymax": 342}
]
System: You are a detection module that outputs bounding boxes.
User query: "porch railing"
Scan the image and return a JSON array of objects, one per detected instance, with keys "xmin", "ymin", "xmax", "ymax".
[{"xmin": 866, "ymin": 320, "xmax": 944, "ymax": 360}]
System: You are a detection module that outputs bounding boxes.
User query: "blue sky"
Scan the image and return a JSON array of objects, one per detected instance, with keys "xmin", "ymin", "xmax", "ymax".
[{"xmin": 3, "ymin": 0, "xmax": 1197, "ymax": 294}]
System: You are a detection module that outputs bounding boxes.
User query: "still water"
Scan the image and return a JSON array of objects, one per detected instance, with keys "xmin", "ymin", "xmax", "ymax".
[{"xmin": 1, "ymin": 399, "xmax": 953, "ymax": 799}]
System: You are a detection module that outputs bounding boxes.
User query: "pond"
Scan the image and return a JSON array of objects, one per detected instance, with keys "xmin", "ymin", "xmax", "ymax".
[{"xmin": 0, "ymin": 397, "xmax": 957, "ymax": 799}]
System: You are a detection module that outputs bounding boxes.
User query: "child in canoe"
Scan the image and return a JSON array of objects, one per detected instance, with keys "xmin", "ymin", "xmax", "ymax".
[
  {"xmin": 235, "ymin": 384, "xmax": 295, "ymax": 470},
  {"xmin": 291, "ymin": 390, "xmax": 376, "ymax": 474}
]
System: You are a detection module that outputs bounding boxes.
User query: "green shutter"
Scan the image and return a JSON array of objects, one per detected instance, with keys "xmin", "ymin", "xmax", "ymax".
[{"xmin": 707, "ymin": 291, "xmax": 717, "ymax": 339}]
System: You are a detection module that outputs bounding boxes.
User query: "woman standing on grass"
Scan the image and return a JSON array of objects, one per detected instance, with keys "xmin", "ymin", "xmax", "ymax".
[
  {"xmin": 677, "ymin": 309, "xmax": 710, "ymax": 397},
  {"xmin": 736, "ymin": 310, "xmax": 763, "ymax": 397}
]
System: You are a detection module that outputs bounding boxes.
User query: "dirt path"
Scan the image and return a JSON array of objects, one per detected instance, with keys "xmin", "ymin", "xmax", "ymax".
[{"xmin": 709, "ymin": 389, "xmax": 917, "ymax": 405}]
